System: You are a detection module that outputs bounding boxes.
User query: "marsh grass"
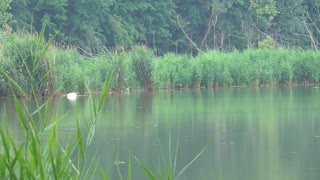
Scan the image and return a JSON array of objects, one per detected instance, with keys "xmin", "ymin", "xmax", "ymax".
[
  {"xmin": 130, "ymin": 46, "xmax": 155, "ymax": 90},
  {"xmin": 0, "ymin": 74, "xmax": 113, "ymax": 179},
  {"xmin": 0, "ymin": 26, "xmax": 112, "ymax": 179},
  {"xmin": 1, "ymin": 30, "xmax": 320, "ymax": 96},
  {"xmin": 154, "ymin": 53, "xmax": 190, "ymax": 89},
  {"xmin": 131, "ymin": 134, "xmax": 208, "ymax": 180},
  {"xmin": 0, "ymin": 28, "xmax": 209, "ymax": 179},
  {"xmin": 0, "ymin": 26, "xmax": 56, "ymax": 97},
  {"xmin": 1, "ymin": 29, "xmax": 320, "ymax": 179}
]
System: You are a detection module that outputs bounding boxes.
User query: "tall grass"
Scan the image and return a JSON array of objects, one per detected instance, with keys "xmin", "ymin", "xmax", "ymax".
[
  {"xmin": 131, "ymin": 135, "xmax": 207, "ymax": 180},
  {"xmin": 0, "ymin": 29, "xmax": 209, "ymax": 179},
  {"xmin": 1, "ymin": 32, "xmax": 320, "ymax": 97},
  {"xmin": 0, "ymin": 88, "xmax": 112, "ymax": 179},
  {"xmin": 0, "ymin": 26, "xmax": 113, "ymax": 179},
  {"xmin": 0, "ymin": 31, "xmax": 50, "ymax": 96},
  {"xmin": 154, "ymin": 53, "xmax": 191, "ymax": 89},
  {"xmin": 130, "ymin": 46, "xmax": 155, "ymax": 90}
]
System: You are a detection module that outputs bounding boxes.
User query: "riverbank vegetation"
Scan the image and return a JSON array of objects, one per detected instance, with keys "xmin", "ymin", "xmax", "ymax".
[
  {"xmin": 1, "ymin": 0, "xmax": 320, "ymax": 96},
  {"xmin": 2, "ymin": 0, "xmax": 320, "ymax": 178},
  {"xmin": 1, "ymin": 31, "xmax": 320, "ymax": 97}
]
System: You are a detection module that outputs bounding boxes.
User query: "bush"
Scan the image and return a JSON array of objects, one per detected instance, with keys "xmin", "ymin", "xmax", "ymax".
[{"xmin": 258, "ymin": 36, "xmax": 276, "ymax": 49}]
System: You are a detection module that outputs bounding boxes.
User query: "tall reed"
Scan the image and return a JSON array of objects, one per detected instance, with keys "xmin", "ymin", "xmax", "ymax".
[
  {"xmin": 1, "ymin": 31, "xmax": 320, "ymax": 97},
  {"xmin": 130, "ymin": 46, "xmax": 155, "ymax": 90},
  {"xmin": 0, "ymin": 26, "xmax": 112, "ymax": 179}
]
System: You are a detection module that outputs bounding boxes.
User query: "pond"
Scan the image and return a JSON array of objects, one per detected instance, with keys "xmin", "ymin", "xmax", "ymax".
[{"xmin": 1, "ymin": 87, "xmax": 320, "ymax": 179}]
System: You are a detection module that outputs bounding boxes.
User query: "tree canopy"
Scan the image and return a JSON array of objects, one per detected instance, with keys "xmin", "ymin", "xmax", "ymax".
[
  {"xmin": 3, "ymin": 0, "xmax": 320, "ymax": 53},
  {"xmin": 0, "ymin": 0, "xmax": 12, "ymax": 29}
]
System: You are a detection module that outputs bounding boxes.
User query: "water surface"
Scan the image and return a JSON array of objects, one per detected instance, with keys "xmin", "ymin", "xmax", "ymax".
[{"xmin": 1, "ymin": 87, "xmax": 320, "ymax": 179}]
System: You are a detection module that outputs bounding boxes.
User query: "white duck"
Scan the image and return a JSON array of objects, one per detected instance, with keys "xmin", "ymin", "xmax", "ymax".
[{"xmin": 66, "ymin": 92, "xmax": 77, "ymax": 101}]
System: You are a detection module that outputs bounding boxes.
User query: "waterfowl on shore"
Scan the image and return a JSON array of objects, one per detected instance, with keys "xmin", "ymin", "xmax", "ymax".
[{"xmin": 67, "ymin": 92, "xmax": 77, "ymax": 101}]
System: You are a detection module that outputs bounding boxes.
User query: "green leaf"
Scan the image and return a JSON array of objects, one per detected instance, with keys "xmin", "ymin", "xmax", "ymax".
[{"xmin": 131, "ymin": 154, "xmax": 157, "ymax": 180}]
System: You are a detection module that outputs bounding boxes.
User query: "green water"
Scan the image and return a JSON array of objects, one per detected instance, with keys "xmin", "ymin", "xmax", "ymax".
[{"xmin": 1, "ymin": 87, "xmax": 320, "ymax": 179}]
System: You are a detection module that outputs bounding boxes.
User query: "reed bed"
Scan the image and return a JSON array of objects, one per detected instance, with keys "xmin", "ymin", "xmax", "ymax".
[
  {"xmin": 0, "ymin": 30, "xmax": 208, "ymax": 179},
  {"xmin": 1, "ymin": 32, "xmax": 320, "ymax": 97}
]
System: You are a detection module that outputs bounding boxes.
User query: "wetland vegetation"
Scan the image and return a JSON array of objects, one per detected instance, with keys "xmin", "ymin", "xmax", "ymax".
[
  {"xmin": 1, "ymin": 31, "xmax": 320, "ymax": 98},
  {"xmin": 1, "ymin": 0, "xmax": 320, "ymax": 179}
]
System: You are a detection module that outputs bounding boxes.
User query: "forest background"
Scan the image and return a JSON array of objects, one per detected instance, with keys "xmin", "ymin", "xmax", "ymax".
[{"xmin": 1, "ymin": 0, "xmax": 320, "ymax": 54}]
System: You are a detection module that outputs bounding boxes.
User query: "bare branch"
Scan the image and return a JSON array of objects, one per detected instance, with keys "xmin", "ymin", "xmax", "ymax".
[
  {"xmin": 306, "ymin": 11, "xmax": 320, "ymax": 34},
  {"xmin": 177, "ymin": 16, "xmax": 203, "ymax": 53},
  {"xmin": 200, "ymin": 7, "xmax": 217, "ymax": 49},
  {"xmin": 303, "ymin": 20, "xmax": 318, "ymax": 51}
]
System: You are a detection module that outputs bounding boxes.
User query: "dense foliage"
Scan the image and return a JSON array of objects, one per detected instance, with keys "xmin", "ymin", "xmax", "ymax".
[
  {"xmin": 1, "ymin": 0, "xmax": 320, "ymax": 53},
  {"xmin": 1, "ymin": 31, "xmax": 320, "ymax": 97}
]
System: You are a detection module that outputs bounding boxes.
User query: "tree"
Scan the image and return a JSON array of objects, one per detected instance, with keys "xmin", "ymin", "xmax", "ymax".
[
  {"xmin": 0, "ymin": 0, "xmax": 13, "ymax": 29},
  {"xmin": 33, "ymin": 0, "xmax": 68, "ymax": 39},
  {"xmin": 9, "ymin": 0, "xmax": 35, "ymax": 31},
  {"xmin": 273, "ymin": 0, "xmax": 313, "ymax": 49}
]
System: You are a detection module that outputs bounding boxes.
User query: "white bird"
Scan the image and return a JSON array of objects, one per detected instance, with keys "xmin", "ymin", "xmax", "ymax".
[{"xmin": 66, "ymin": 92, "xmax": 77, "ymax": 101}]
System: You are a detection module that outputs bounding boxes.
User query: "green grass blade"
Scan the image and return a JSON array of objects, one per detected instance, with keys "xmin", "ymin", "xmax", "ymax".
[
  {"xmin": 173, "ymin": 135, "xmax": 180, "ymax": 173},
  {"xmin": 43, "ymin": 112, "xmax": 69, "ymax": 132},
  {"xmin": 176, "ymin": 145, "xmax": 207, "ymax": 178},
  {"xmin": 98, "ymin": 75, "xmax": 112, "ymax": 112},
  {"xmin": 60, "ymin": 145, "xmax": 80, "ymax": 176},
  {"xmin": 82, "ymin": 154, "xmax": 100, "ymax": 179},
  {"xmin": 41, "ymin": 97, "xmax": 52, "ymax": 131},
  {"xmin": 98, "ymin": 166, "xmax": 110, "ymax": 180},
  {"xmin": 91, "ymin": 97, "xmax": 97, "ymax": 120},
  {"xmin": 115, "ymin": 150, "xmax": 123, "ymax": 180},
  {"xmin": 76, "ymin": 121, "xmax": 85, "ymax": 160},
  {"xmin": 13, "ymin": 95, "xmax": 28, "ymax": 132},
  {"xmin": 49, "ymin": 148, "xmax": 58, "ymax": 180},
  {"xmin": 86, "ymin": 124, "xmax": 96, "ymax": 145},
  {"xmin": 127, "ymin": 156, "xmax": 132, "ymax": 180},
  {"xmin": 116, "ymin": 161, "xmax": 123, "ymax": 180},
  {"xmin": 0, "ymin": 68, "xmax": 27, "ymax": 97},
  {"xmin": 4, "ymin": 160, "xmax": 18, "ymax": 180},
  {"xmin": 131, "ymin": 154, "xmax": 157, "ymax": 180},
  {"xmin": 169, "ymin": 132, "xmax": 172, "ymax": 168},
  {"xmin": 8, "ymin": 140, "xmax": 23, "ymax": 176},
  {"xmin": 86, "ymin": 76, "xmax": 112, "ymax": 145},
  {"xmin": 29, "ymin": 130, "xmax": 40, "ymax": 169}
]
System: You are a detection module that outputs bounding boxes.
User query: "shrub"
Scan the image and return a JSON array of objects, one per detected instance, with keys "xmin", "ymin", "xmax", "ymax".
[{"xmin": 258, "ymin": 36, "xmax": 276, "ymax": 49}]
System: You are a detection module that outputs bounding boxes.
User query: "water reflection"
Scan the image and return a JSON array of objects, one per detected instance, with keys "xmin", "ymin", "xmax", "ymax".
[{"xmin": 1, "ymin": 87, "xmax": 320, "ymax": 179}]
